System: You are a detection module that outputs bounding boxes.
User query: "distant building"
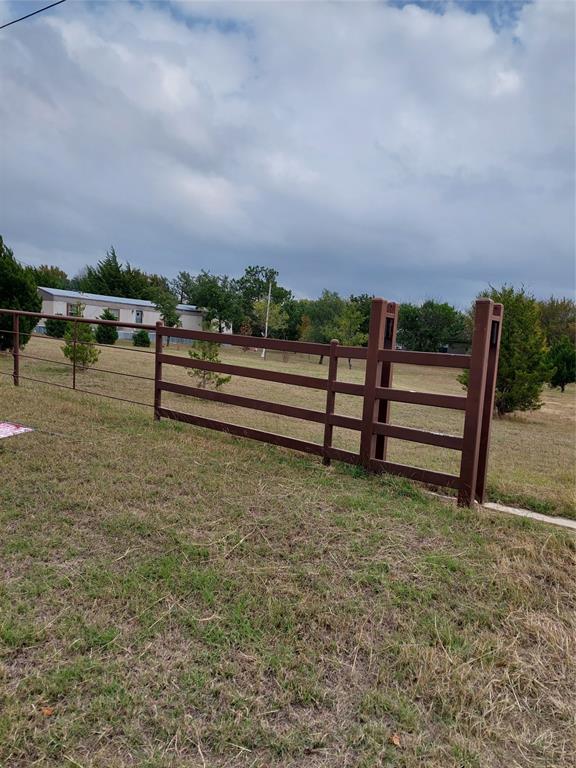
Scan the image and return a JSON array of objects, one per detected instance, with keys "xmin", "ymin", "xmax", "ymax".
[{"xmin": 36, "ymin": 287, "xmax": 204, "ymax": 339}]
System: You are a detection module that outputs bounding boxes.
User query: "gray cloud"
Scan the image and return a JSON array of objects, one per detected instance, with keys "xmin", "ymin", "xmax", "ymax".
[{"xmin": 0, "ymin": 0, "xmax": 574, "ymax": 305}]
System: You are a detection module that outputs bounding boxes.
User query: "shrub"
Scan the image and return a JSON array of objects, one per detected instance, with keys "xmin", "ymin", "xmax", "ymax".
[
  {"xmin": 95, "ymin": 309, "xmax": 118, "ymax": 345},
  {"xmin": 133, "ymin": 329, "xmax": 151, "ymax": 347},
  {"xmin": 188, "ymin": 326, "xmax": 230, "ymax": 390},
  {"xmin": 61, "ymin": 303, "xmax": 100, "ymax": 370},
  {"xmin": 548, "ymin": 336, "xmax": 576, "ymax": 393},
  {"xmin": 45, "ymin": 316, "xmax": 68, "ymax": 338},
  {"xmin": 459, "ymin": 286, "xmax": 553, "ymax": 416}
]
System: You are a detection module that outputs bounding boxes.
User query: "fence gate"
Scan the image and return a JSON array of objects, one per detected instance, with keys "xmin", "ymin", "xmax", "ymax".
[{"xmin": 153, "ymin": 298, "xmax": 503, "ymax": 508}]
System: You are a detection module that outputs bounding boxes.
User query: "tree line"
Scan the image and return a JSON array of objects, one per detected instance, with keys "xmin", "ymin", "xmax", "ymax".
[
  {"xmin": 25, "ymin": 246, "xmax": 473, "ymax": 351},
  {"xmin": 1, "ymin": 235, "xmax": 574, "ymax": 415}
]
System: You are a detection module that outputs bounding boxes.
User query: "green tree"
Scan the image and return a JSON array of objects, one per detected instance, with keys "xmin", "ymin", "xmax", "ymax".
[
  {"xmin": 300, "ymin": 290, "xmax": 345, "ymax": 363},
  {"xmin": 30, "ymin": 264, "xmax": 69, "ymax": 289},
  {"xmin": 298, "ymin": 312, "xmax": 312, "ymax": 343},
  {"xmin": 187, "ymin": 323, "xmax": 231, "ymax": 390},
  {"xmin": 154, "ymin": 291, "xmax": 181, "ymax": 346},
  {"xmin": 397, "ymin": 300, "xmax": 468, "ymax": 352},
  {"xmin": 73, "ymin": 247, "xmax": 169, "ymax": 300},
  {"xmin": 62, "ymin": 304, "xmax": 100, "ymax": 370},
  {"xmin": 146, "ymin": 272, "xmax": 172, "ymax": 297},
  {"xmin": 45, "ymin": 317, "xmax": 68, "ymax": 338},
  {"xmin": 75, "ymin": 247, "xmax": 125, "ymax": 295},
  {"xmin": 538, "ymin": 297, "xmax": 576, "ymax": 347},
  {"xmin": 95, "ymin": 309, "xmax": 119, "ymax": 345},
  {"xmin": 460, "ymin": 286, "xmax": 553, "ymax": 417},
  {"xmin": 283, "ymin": 299, "xmax": 308, "ymax": 341},
  {"xmin": 302, "ymin": 291, "xmax": 345, "ymax": 342},
  {"xmin": 154, "ymin": 293, "xmax": 181, "ymax": 328},
  {"xmin": 548, "ymin": 336, "xmax": 576, "ymax": 393},
  {"xmin": 68, "ymin": 268, "xmax": 88, "ymax": 291},
  {"xmin": 179, "ymin": 270, "xmax": 241, "ymax": 332},
  {"xmin": 172, "ymin": 270, "xmax": 190, "ymax": 303},
  {"xmin": 133, "ymin": 329, "xmax": 151, "ymax": 347},
  {"xmin": 253, "ymin": 298, "xmax": 288, "ymax": 339},
  {"xmin": 239, "ymin": 320, "xmax": 253, "ymax": 351},
  {"xmin": 349, "ymin": 293, "xmax": 374, "ymax": 337},
  {"xmin": 233, "ymin": 265, "xmax": 292, "ymax": 334},
  {"xmin": 0, "ymin": 235, "xmax": 41, "ymax": 351},
  {"xmin": 327, "ymin": 300, "xmax": 368, "ymax": 368}
]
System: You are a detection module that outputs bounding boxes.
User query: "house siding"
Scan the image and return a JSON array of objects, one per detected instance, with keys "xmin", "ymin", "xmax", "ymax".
[{"xmin": 36, "ymin": 289, "xmax": 205, "ymax": 341}]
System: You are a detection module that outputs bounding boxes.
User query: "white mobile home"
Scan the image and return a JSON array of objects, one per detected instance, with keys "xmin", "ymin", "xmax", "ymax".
[{"xmin": 37, "ymin": 287, "xmax": 204, "ymax": 338}]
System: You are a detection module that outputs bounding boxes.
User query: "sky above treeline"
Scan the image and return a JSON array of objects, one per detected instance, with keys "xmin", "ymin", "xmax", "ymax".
[{"xmin": 0, "ymin": 0, "xmax": 574, "ymax": 306}]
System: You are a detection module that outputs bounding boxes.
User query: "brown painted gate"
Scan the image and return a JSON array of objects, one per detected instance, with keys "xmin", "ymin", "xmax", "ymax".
[{"xmin": 153, "ymin": 298, "xmax": 503, "ymax": 508}]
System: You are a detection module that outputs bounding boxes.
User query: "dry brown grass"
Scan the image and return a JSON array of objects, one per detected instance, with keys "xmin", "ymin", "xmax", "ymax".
[{"xmin": 0, "ymin": 336, "xmax": 575, "ymax": 767}]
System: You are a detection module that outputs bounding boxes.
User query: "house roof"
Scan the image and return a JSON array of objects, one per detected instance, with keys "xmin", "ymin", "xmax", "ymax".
[{"xmin": 38, "ymin": 287, "xmax": 199, "ymax": 313}]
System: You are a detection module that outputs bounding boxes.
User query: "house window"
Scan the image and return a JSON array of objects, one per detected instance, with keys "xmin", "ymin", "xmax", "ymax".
[
  {"xmin": 134, "ymin": 310, "xmax": 143, "ymax": 324},
  {"xmin": 107, "ymin": 308, "xmax": 119, "ymax": 320},
  {"xmin": 66, "ymin": 303, "xmax": 78, "ymax": 316}
]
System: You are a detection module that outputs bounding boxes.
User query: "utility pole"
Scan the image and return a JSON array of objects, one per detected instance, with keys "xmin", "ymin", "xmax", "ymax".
[{"xmin": 261, "ymin": 281, "xmax": 272, "ymax": 359}]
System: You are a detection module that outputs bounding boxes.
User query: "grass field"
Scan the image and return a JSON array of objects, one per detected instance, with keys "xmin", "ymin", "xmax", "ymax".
[
  {"xmin": 2, "ymin": 334, "xmax": 574, "ymax": 517},
  {"xmin": 0, "ymin": 336, "xmax": 575, "ymax": 767}
]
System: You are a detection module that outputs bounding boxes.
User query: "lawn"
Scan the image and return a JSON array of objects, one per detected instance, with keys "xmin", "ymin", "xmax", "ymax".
[
  {"xmin": 2, "ymin": 334, "xmax": 574, "ymax": 517},
  {"xmin": 0, "ymin": 337, "xmax": 575, "ymax": 767}
]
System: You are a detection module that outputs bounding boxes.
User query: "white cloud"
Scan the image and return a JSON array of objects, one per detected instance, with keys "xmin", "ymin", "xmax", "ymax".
[
  {"xmin": 0, "ymin": 0, "xmax": 573, "ymax": 303},
  {"xmin": 492, "ymin": 69, "xmax": 522, "ymax": 97}
]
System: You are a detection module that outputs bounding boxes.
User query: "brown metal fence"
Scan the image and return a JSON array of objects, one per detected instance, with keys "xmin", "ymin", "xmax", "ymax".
[
  {"xmin": 1, "ymin": 298, "xmax": 503, "ymax": 507},
  {"xmin": 1, "ymin": 310, "xmax": 158, "ymax": 407}
]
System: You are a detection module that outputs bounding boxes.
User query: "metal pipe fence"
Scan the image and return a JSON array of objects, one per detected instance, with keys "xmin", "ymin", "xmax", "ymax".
[{"xmin": 0, "ymin": 313, "xmax": 156, "ymax": 404}]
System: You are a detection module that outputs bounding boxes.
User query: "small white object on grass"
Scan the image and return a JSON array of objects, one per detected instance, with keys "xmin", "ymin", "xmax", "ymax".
[{"xmin": 0, "ymin": 422, "xmax": 33, "ymax": 439}]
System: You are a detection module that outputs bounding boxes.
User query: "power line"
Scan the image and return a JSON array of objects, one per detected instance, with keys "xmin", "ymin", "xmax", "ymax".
[{"xmin": 0, "ymin": 0, "xmax": 67, "ymax": 31}]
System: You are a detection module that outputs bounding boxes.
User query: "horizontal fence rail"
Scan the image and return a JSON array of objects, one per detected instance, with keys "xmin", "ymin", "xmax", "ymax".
[
  {"xmin": 158, "ymin": 352, "xmax": 330, "ymax": 390},
  {"xmin": 0, "ymin": 307, "xmax": 157, "ymax": 331},
  {"xmin": 157, "ymin": 406, "xmax": 326, "ymax": 457},
  {"xmin": 378, "ymin": 349, "xmax": 471, "ymax": 368},
  {"xmin": 1, "ymin": 297, "xmax": 503, "ymax": 507},
  {"xmin": 368, "ymin": 459, "xmax": 461, "ymax": 490},
  {"xmin": 374, "ymin": 387, "xmax": 467, "ymax": 410},
  {"xmin": 158, "ymin": 325, "xmax": 334, "ymax": 357},
  {"xmin": 0, "ymin": 310, "xmax": 158, "ymax": 408},
  {"xmin": 371, "ymin": 423, "xmax": 464, "ymax": 451},
  {"xmin": 158, "ymin": 380, "xmax": 328, "ymax": 424}
]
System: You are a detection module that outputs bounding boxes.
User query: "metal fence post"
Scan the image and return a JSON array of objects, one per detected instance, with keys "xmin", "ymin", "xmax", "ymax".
[
  {"xmin": 154, "ymin": 321, "xmax": 163, "ymax": 421},
  {"xmin": 322, "ymin": 339, "xmax": 339, "ymax": 466},
  {"xmin": 374, "ymin": 302, "xmax": 399, "ymax": 461},
  {"xmin": 72, "ymin": 320, "xmax": 77, "ymax": 389},
  {"xmin": 457, "ymin": 299, "xmax": 493, "ymax": 507},
  {"xmin": 474, "ymin": 303, "xmax": 504, "ymax": 503},
  {"xmin": 13, "ymin": 314, "xmax": 20, "ymax": 386},
  {"xmin": 360, "ymin": 298, "xmax": 388, "ymax": 470}
]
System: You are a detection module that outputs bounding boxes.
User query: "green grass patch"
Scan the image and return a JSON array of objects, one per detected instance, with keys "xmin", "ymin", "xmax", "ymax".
[{"xmin": 0, "ymin": 359, "xmax": 574, "ymax": 767}]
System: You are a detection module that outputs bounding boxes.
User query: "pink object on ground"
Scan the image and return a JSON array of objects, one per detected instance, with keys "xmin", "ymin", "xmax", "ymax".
[{"xmin": 0, "ymin": 422, "xmax": 33, "ymax": 439}]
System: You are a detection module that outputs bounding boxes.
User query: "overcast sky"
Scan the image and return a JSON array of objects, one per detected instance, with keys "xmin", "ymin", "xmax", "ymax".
[{"xmin": 0, "ymin": 0, "xmax": 574, "ymax": 304}]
